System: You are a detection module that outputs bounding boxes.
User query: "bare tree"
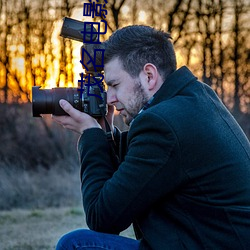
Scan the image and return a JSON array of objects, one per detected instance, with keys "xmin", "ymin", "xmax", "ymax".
[
  {"xmin": 0, "ymin": 0, "xmax": 248, "ymax": 116},
  {"xmin": 108, "ymin": 0, "xmax": 126, "ymax": 30},
  {"xmin": 230, "ymin": 0, "xmax": 249, "ymax": 116},
  {"xmin": 0, "ymin": 0, "xmax": 29, "ymax": 102},
  {"xmin": 57, "ymin": 0, "xmax": 79, "ymax": 87},
  {"xmin": 0, "ymin": 0, "xmax": 9, "ymax": 102}
]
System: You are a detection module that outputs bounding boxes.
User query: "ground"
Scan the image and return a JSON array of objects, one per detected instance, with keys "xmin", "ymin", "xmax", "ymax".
[{"xmin": 0, "ymin": 207, "xmax": 135, "ymax": 250}]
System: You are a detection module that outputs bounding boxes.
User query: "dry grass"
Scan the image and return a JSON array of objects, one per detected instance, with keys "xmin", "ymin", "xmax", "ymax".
[
  {"xmin": 0, "ymin": 103, "xmax": 128, "ymax": 210},
  {"xmin": 0, "ymin": 162, "xmax": 82, "ymax": 210},
  {"xmin": 0, "ymin": 207, "xmax": 135, "ymax": 250},
  {"xmin": 0, "ymin": 207, "xmax": 83, "ymax": 250},
  {"xmin": 0, "ymin": 103, "xmax": 133, "ymax": 249}
]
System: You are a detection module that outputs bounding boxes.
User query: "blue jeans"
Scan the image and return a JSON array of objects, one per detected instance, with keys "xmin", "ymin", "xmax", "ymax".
[{"xmin": 56, "ymin": 229, "xmax": 140, "ymax": 250}]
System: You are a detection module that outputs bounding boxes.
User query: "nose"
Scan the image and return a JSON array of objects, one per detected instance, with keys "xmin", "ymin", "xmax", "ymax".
[{"xmin": 107, "ymin": 88, "xmax": 117, "ymax": 105}]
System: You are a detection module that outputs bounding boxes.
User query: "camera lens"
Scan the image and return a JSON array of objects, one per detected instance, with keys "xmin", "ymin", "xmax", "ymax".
[{"xmin": 32, "ymin": 86, "xmax": 80, "ymax": 117}]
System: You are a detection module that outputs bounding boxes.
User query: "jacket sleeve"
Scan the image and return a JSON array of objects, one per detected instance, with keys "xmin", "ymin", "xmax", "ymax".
[{"xmin": 78, "ymin": 111, "xmax": 186, "ymax": 234}]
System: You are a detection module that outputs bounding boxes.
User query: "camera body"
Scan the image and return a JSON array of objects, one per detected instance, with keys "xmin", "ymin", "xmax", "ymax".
[{"xmin": 32, "ymin": 17, "xmax": 107, "ymax": 118}]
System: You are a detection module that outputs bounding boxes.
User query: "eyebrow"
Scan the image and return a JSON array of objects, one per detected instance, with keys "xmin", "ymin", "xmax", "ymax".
[{"xmin": 105, "ymin": 79, "xmax": 118, "ymax": 87}]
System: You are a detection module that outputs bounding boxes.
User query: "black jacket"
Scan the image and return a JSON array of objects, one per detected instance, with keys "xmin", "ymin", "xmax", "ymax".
[{"xmin": 78, "ymin": 66, "xmax": 250, "ymax": 249}]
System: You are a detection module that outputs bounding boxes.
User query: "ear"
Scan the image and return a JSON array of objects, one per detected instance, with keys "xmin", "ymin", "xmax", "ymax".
[{"xmin": 141, "ymin": 63, "xmax": 159, "ymax": 91}]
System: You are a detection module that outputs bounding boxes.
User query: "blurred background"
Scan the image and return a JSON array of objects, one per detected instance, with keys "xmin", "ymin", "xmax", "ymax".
[{"xmin": 0, "ymin": 0, "xmax": 249, "ymax": 210}]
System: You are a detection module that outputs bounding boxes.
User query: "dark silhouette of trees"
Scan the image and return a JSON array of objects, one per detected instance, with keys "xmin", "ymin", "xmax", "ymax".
[{"xmin": 0, "ymin": 0, "xmax": 249, "ymax": 127}]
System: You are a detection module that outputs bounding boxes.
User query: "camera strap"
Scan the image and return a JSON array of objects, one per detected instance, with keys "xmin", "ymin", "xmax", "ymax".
[
  {"xmin": 103, "ymin": 115, "xmax": 115, "ymax": 143},
  {"xmin": 100, "ymin": 107, "xmax": 119, "ymax": 163},
  {"xmin": 95, "ymin": 89, "xmax": 121, "ymax": 166},
  {"xmin": 93, "ymin": 87, "xmax": 116, "ymax": 146}
]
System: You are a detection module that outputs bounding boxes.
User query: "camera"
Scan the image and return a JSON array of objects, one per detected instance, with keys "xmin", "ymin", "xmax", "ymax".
[
  {"xmin": 32, "ymin": 17, "xmax": 107, "ymax": 118},
  {"xmin": 32, "ymin": 83, "xmax": 107, "ymax": 118}
]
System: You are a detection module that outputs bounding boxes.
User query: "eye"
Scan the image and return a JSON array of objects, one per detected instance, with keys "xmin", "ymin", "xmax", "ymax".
[{"xmin": 113, "ymin": 83, "xmax": 120, "ymax": 88}]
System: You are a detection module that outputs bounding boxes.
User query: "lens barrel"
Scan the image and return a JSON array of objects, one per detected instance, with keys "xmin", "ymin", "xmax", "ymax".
[{"xmin": 32, "ymin": 86, "xmax": 80, "ymax": 117}]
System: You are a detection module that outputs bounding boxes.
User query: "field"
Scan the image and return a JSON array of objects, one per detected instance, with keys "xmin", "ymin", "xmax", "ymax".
[
  {"xmin": 0, "ymin": 206, "xmax": 135, "ymax": 250},
  {"xmin": 0, "ymin": 103, "xmax": 132, "ymax": 249}
]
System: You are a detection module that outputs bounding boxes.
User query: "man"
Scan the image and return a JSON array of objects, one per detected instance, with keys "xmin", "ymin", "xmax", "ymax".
[{"xmin": 53, "ymin": 25, "xmax": 250, "ymax": 249}]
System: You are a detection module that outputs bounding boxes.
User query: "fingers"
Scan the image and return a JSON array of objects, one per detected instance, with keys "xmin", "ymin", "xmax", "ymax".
[
  {"xmin": 59, "ymin": 99, "xmax": 84, "ymax": 122},
  {"xmin": 52, "ymin": 99, "xmax": 101, "ymax": 134},
  {"xmin": 52, "ymin": 114, "xmax": 70, "ymax": 126}
]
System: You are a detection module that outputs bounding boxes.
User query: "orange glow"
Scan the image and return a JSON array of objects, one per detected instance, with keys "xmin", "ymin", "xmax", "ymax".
[
  {"xmin": 138, "ymin": 11, "xmax": 147, "ymax": 23},
  {"xmin": 176, "ymin": 51, "xmax": 186, "ymax": 68},
  {"xmin": 3, "ymin": 2, "xmax": 249, "ymax": 117},
  {"xmin": 121, "ymin": 6, "xmax": 130, "ymax": 16},
  {"xmin": 12, "ymin": 57, "xmax": 25, "ymax": 74}
]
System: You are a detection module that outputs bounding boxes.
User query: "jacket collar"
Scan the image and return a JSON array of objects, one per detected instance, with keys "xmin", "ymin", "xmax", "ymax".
[
  {"xmin": 129, "ymin": 66, "xmax": 197, "ymax": 126},
  {"xmin": 150, "ymin": 66, "xmax": 197, "ymax": 108}
]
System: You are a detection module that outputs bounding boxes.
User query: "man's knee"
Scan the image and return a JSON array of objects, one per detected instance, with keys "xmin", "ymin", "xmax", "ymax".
[{"xmin": 56, "ymin": 229, "xmax": 88, "ymax": 250}]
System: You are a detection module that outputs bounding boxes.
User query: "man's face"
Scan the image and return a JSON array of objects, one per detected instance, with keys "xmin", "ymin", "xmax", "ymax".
[{"xmin": 104, "ymin": 58, "xmax": 150, "ymax": 125}]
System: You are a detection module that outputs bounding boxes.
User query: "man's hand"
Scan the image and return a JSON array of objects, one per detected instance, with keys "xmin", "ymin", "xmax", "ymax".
[{"xmin": 52, "ymin": 99, "xmax": 101, "ymax": 134}]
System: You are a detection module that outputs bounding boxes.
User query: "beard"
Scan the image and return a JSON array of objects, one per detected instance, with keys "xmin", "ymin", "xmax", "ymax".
[{"xmin": 122, "ymin": 80, "xmax": 150, "ymax": 125}]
